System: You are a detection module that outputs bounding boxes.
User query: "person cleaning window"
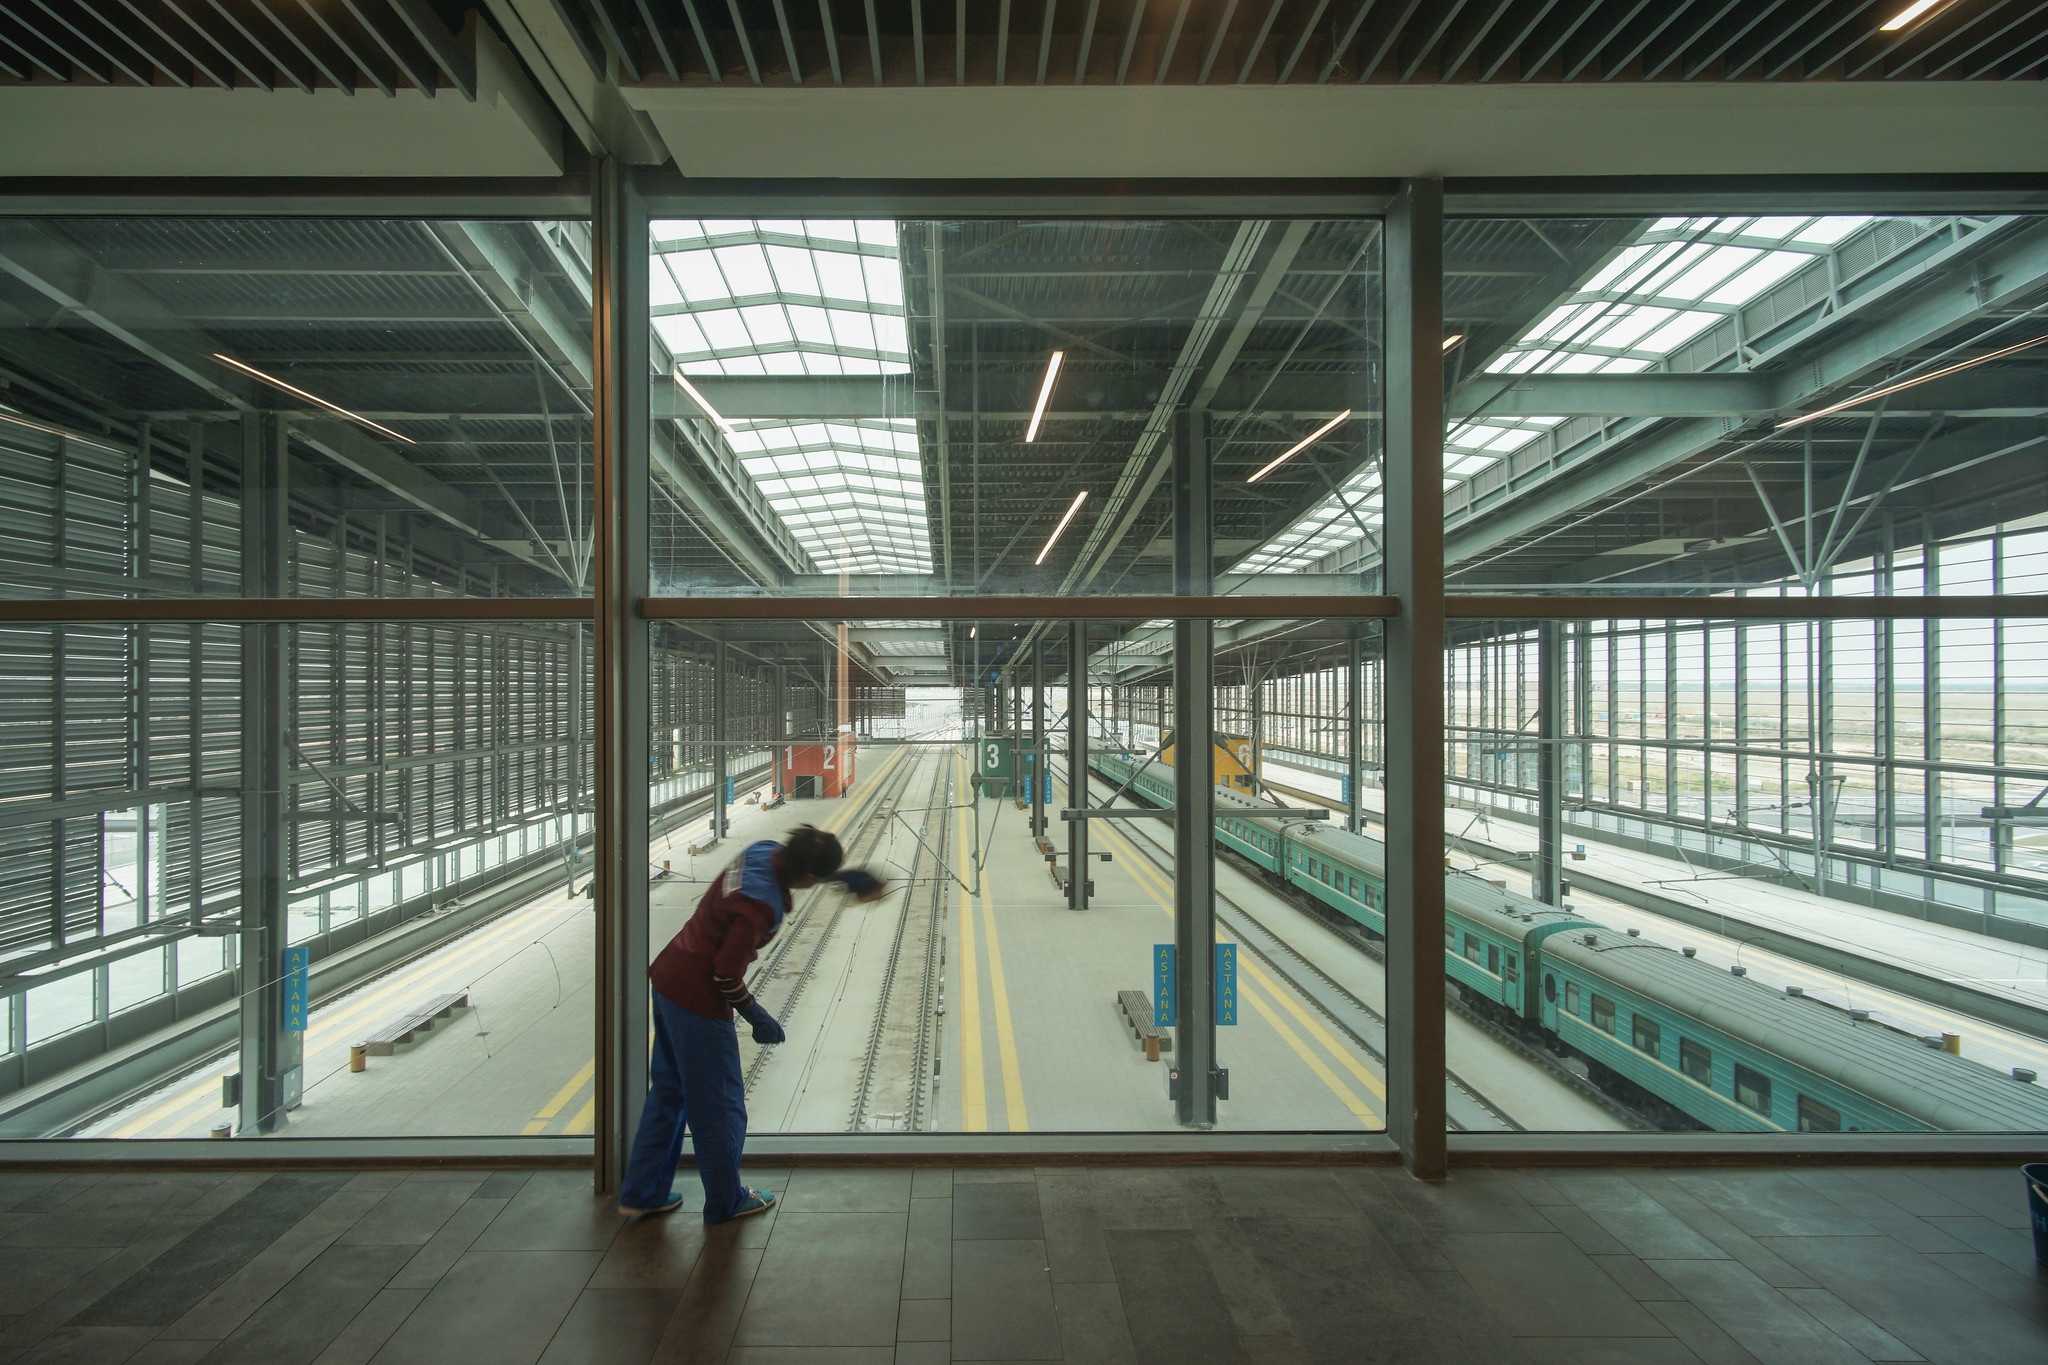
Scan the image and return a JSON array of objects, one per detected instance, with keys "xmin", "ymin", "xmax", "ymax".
[{"xmin": 619, "ymin": 825, "xmax": 886, "ymax": 1222}]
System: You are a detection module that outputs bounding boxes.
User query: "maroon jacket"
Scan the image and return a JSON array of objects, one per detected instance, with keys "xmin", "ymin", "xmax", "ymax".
[{"xmin": 647, "ymin": 840, "xmax": 790, "ymax": 1020}]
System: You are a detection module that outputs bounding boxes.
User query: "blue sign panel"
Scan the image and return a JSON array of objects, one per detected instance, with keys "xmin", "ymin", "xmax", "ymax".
[
  {"xmin": 1340, "ymin": 775, "xmax": 1352, "ymax": 808},
  {"xmin": 724, "ymin": 776, "xmax": 736, "ymax": 804},
  {"xmin": 281, "ymin": 946, "xmax": 310, "ymax": 1033},
  {"xmin": 1152, "ymin": 944, "xmax": 1177, "ymax": 1028},
  {"xmin": 1214, "ymin": 942, "xmax": 1238, "ymax": 1025}
]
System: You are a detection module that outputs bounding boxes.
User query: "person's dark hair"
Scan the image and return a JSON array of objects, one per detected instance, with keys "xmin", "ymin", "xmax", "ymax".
[{"xmin": 783, "ymin": 825, "xmax": 844, "ymax": 879}]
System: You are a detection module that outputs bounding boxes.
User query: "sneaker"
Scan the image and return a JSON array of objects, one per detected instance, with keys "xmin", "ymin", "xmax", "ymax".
[
  {"xmin": 718, "ymin": 1187, "xmax": 776, "ymax": 1222},
  {"xmin": 618, "ymin": 1192, "xmax": 685, "ymax": 1219}
]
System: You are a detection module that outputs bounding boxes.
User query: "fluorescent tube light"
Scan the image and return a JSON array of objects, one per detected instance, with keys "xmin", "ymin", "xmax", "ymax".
[
  {"xmin": 1776, "ymin": 333, "xmax": 2048, "ymax": 430},
  {"xmin": 0, "ymin": 408, "xmax": 123, "ymax": 454},
  {"xmin": 212, "ymin": 354, "xmax": 414, "ymax": 444},
  {"xmin": 1880, "ymin": 0, "xmax": 1943, "ymax": 31},
  {"xmin": 1035, "ymin": 489, "xmax": 1089, "ymax": 565},
  {"xmin": 1442, "ymin": 334, "xmax": 1466, "ymax": 352},
  {"xmin": 1247, "ymin": 410, "xmax": 1352, "ymax": 484},
  {"xmin": 675, "ymin": 374, "xmax": 738, "ymax": 435},
  {"xmin": 969, "ymin": 626, "xmax": 977, "ymax": 639},
  {"xmin": 1025, "ymin": 351, "xmax": 1064, "ymax": 443}
]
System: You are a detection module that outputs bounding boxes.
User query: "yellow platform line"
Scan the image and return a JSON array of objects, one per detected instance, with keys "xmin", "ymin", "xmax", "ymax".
[
  {"xmin": 522, "ymin": 1058, "xmax": 595, "ymax": 1134},
  {"xmin": 979, "ymin": 882, "xmax": 1030, "ymax": 1133},
  {"xmin": 954, "ymin": 752, "xmax": 988, "ymax": 1131},
  {"xmin": 1093, "ymin": 818, "xmax": 1383, "ymax": 1126},
  {"xmin": 561, "ymin": 1094, "xmax": 596, "ymax": 1135}
]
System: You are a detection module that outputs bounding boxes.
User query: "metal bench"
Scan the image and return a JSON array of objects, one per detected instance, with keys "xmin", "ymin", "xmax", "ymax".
[
  {"xmin": 1116, "ymin": 989, "xmax": 1172, "ymax": 1062},
  {"xmin": 349, "ymin": 991, "xmax": 468, "ymax": 1072}
]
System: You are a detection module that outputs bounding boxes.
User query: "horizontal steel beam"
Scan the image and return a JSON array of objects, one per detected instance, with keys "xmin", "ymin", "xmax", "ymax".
[
  {"xmin": 644, "ymin": 595, "xmax": 1400, "ymax": 621},
  {"xmin": 1448, "ymin": 373, "xmax": 1774, "ymax": 419},
  {"xmin": 1059, "ymin": 807, "xmax": 1331, "ymax": 821}
]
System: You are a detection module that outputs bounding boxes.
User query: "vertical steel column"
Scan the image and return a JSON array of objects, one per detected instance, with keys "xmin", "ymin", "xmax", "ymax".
[
  {"xmin": 1535, "ymin": 621, "xmax": 1564, "ymax": 905},
  {"xmin": 1348, "ymin": 633, "xmax": 1366, "ymax": 833},
  {"xmin": 592, "ymin": 159, "xmax": 652, "ymax": 1198},
  {"xmin": 1384, "ymin": 179, "xmax": 1447, "ymax": 1178},
  {"xmin": 1033, "ymin": 647, "xmax": 1047, "ymax": 839},
  {"xmin": 238, "ymin": 413, "xmax": 295, "ymax": 1135},
  {"xmin": 713, "ymin": 638, "xmax": 730, "ymax": 839},
  {"xmin": 1067, "ymin": 620, "xmax": 1090, "ymax": 909},
  {"xmin": 1172, "ymin": 407, "xmax": 1217, "ymax": 1127}
]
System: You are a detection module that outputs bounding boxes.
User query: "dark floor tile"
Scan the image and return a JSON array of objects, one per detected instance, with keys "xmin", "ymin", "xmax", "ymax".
[
  {"xmin": 1641, "ymin": 1299, "xmax": 1765, "ymax": 1365},
  {"xmin": 1647, "ymin": 1258, "xmax": 1865, "ymax": 1365},
  {"xmin": 1839, "ymin": 1170, "xmax": 1978, "ymax": 1220},
  {"xmin": 1038, "ymin": 1170, "xmax": 1115, "ymax": 1285},
  {"xmin": 1666, "ymin": 1174, "xmax": 1877, "ymax": 1239},
  {"xmin": 1623, "ymin": 1177, "xmax": 1820, "ymax": 1289},
  {"xmin": 1192, "ymin": 1217, "xmax": 1293, "ymax": 1338},
  {"xmin": 779, "ymin": 1170, "xmax": 913, "ymax": 1215},
  {"xmin": 1102, "ymin": 1228, "xmax": 1250, "ymax": 1365},
  {"xmin": 731, "ymin": 1212, "xmax": 905, "ymax": 1348},
  {"xmin": 1537, "ymin": 1204, "xmax": 1630, "ymax": 1256},
  {"xmin": 900, "ymin": 1198, "xmax": 950, "ymax": 1301},
  {"xmin": 70, "ymin": 1171, "xmax": 353, "ymax": 1327},
  {"xmin": 1919, "ymin": 1253, "xmax": 2048, "ymax": 1329},
  {"xmin": 1779, "ymin": 1287, "xmax": 1925, "ymax": 1363},
  {"xmin": 1762, "ymin": 1233, "xmax": 2048, "ymax": 1365},
  {"xmin": 1922, "ymin": 1215, "xmax": 2043, "ymax": 1276},
  {"xmin": 369, "ymin": 1249, "xmax": 601, "ymax": 1365},
  {"xmin": 199, "ymin": 1243, "xmax": 417, "ymax": 1365},
  {"xmin": 1054, "ymin": 1281, "xmax": 1137, "ymax": 1365},
  {"xmin": 337, "ymin": 1178, "xmax": 483, "ymax": 1247},
  {"xmin": 122, "ymin": 1341, "xmax": 214, "ymax": 1365},
  {"xmin": 469, "ymin": 1173, "xmax": 620, "ymax": 1253},
  {"xmin": 588, "ymin": 1216, "xmax": 709, "ymax": 1290},
  {"xmin": 953, "ymin": 1169, "xmax": 1036, "ymax": 1184},
  {"xmin": 1178, "ymin": 1167, "xmax": 1352, "ymax": 1222},
  {"xmin": 1557, "ymin": 1174, "xmax": 1730, "ymax": 1260},
  {"xmin": 1378, "ymin": 1168, "xmax": 1557, "ymax": 1234},
  {"xmin": 1517, "ymin": 1338, "xmax": 1705, "ymax": 1365},
  {"xmin": 474, "ymin": 1172, "xmax": 534, "ymax": 1202},
  {"xmin": 724, "ymin": 1350, "xmax": 894, "ymax": 1364},
  {"xmin": 909, "ymin": 1169, "xmax": 952, "ymax": 1200},
  {"xmin": 893, "ymin": 1345, "xmax": 947, "ymax": 1365},
  {"xmin": 649, "ymin": 1242, "xmax": 761, "ymax": 1364},
  {"xmin": 388, "ymin": 1198, "xmax": 509, "ymax": 1291},
  {"xmin": 1441, "ymin": 1232, "xmax": 1666, "ymax": 1338},
  {"xmin": 952, "ymin": 1239, "xmax": 1062, "ymax": 1363},
  {"xmin": 158, "ymin": 1185, "xmax": 389, "ymax": 1342},
  {"xmin": 0, "ymin": 1174, "xmax": 64, "ymax": 1216},
  {"xmin": 1788, "ymin": 1171, "xmax": 1972, "ymax": 1254},
  {"xmin": 8, "ymin": 1325, "xmax": 156, "ymax": 1364},
  {"xmin": 1902, "ymin": 1168, "xmax": 2035, "ymax": 1229},
  {"xmin": 1593, "ymin": 1254, "xmax": 1685, "ymax": 1302},
  {"xmin": 954, "ymin": 1182, "xmax": 1043, "ymax": 1241},
  {"xmin": 1497, "ymin": 1170, "xmax": 1571, "ymax": 1207},
  {"xmin": 536, "ymin": 1287, "xmax": 678, "ymax": 1365},
  {"xmin": 895, "ymin": 1297, "xmax": 948, "ymax": 1342},
  {"xmin": 1087, "ymin": 1169, "xmax": 1190, "ymax": 1231},
  {"xmin": 0, "ymin": 1246, "xmax": 120, "ymax": 1316},
  {"xmin": 309, "ymin": 1287, "xmax": 427, "ymax": 1365}
]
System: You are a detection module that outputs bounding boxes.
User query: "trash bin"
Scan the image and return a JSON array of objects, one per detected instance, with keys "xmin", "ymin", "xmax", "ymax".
[{"xmin": 2026, "ymin": 1163, "xmax": 2048, "ymax": 1266}]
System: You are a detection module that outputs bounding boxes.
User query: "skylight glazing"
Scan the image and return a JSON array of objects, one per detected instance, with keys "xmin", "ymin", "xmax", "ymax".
[
  {"xmin": 1239, "ymin": 216, "xmax": 1876, "ymax": 575},
  {"xmin": 652, "ymin": 220, "xmax": 931, "ymax": 575}
]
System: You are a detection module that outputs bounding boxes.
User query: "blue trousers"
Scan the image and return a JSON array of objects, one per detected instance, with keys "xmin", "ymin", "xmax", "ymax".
[{"xmin": 621, "ymin": 992, "xmax": 748, "ymax": 1222}]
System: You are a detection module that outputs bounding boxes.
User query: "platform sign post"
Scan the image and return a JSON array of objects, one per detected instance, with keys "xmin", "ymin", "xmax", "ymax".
[
  {"xmin": 281, "ymin": 946, "xmax": 310, "ymax": 1033},
  {"xmin": 1214, "ymin": 943, "xmax": 1237, "ymax": 1025},
  {"xmin": 1152, "ymin": 944, "xmax": 1177, "ymax": 1027}
]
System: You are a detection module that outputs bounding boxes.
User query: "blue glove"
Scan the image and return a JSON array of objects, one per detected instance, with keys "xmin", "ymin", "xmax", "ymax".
[
  {"xmin": 738, "ymin": 1001, "xmax": 785, "ymax": 1045},
  {"xmin": 838, "ymin": 869, "xmax": 886, "ymax": 901}
]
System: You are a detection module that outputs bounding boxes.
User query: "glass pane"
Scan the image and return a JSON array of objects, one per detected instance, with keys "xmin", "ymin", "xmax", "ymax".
[
  {"xmin": 1445, "ymin": 614, "xmax": 2048, "ymax": 1135},
  {"xmin": 644, "ymin": 616, "xmax": 1394, "ymax": 1134},
  {"xmin": 1432, "ymin": 214, "xmax": 2048, "ymax": 598},
  {"xmin": 0, "ymin": 219, "xmax": 593, "ymax": 599},
  {"xmin": 0, "ymin": 620, "xmax": 594, "ymax": 1140},
  {"xmin": 646, "ymin": 219, "xmax": 1383, "ymax": 598}
]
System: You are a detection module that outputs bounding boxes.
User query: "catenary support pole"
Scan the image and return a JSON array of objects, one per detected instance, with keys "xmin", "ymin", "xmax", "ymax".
[
  {"xmin": 593, "ymin": 159, "xmax": 652, "ymax": 1199},
  {"xmin": 1173, "ymin": 407, "xmax": 1218, "ymax": 1127},
  {"xmin": 713, "ymin": 638, "xmax": 729, "ymax": 840},
  {"xmin": 1348, "ymin": 632, "xmax": 1367, "ymax": 834},
  {"xmin": 1067, "ymin": 619, "xmax": 1090, "ymax": 908},
  {"xmin": 1536, "ymin": 620, "xmax": 1563, "ymax": 905},
  {"xmin": 1033, "ymin": 645, "xmax": 1047, "ymax": 839},
  {"xmin": 238, "ymin": 413, "xmax": 295, "ymax": 1136},
  {"xmin": 1384, "ymin": 180, "xmax": 1448, "ymax": 1179}
]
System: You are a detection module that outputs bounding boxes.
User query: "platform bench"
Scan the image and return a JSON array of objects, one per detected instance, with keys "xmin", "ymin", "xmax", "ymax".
[
  {"xmin": 349, "ymin": 992, "xmax": 468, "ymax": 1072},
  {"xmin": 1117, "ymin": 989, "xmax": 1172, "ymax": 1062}
]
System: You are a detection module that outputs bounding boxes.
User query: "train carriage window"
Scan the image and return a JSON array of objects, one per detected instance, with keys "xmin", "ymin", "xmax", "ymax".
[
  {"xmin": 1680, "ymin": 1039, "xmax": 1711, "ymax": 1085},
  {"xmin": 1464, "ymin": 935, "xmax": 1483, "ymax": 965},
  {"xmin": 1632, "ymin": 1015, "xmax": 1660, "ymax": 1057},
  {"xmin": 1504, "ymin": 953, "xmax": 1518, "ymax": 985},
  {"xmin": 1487, "ymin": 944, "xmax": 1500, "ymax": 976},
  {"xmin": 1544, "ymin": 974, "xmax": 1556, "ymax": 1003},
  {"xmin": 1797, "ymin": 1096, "xmax": 1841, "ymax": 1133},
  {"xmin": 1734, "ymin": 1064, "xmax": 1773, "ymax": 1118},
  {"xmin": 1590, "ymin": 994, "xmax": 1615, "ymax": 1034},
  {"xmin": 1446, "ymin": 927, "xmax": 1456, "ymax": 949},
  {"xmin": 1564, "ymin": 982, "xmax": 1580, "ymax": 1015}
]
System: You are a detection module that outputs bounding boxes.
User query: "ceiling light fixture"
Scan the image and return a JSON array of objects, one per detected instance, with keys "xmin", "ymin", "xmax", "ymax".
[
  {"xmin": 1035, "ymin": 489, "xmax": 1089, "ymax": 564},
  {"xmin": 1247, "ymin": 410, "xmax": 1353, "ymax": 483},
  {"xmin": 1775, "ymin": 333, "xmax": 2048, "ymax": 430},
  {"xmin": 969, "ymin": 626, "xmax": 977, "ymax": 639},
  {"xmin": 1442, "ymin": 334, "xmax": 1466, "ymax": 352},
  {"xmin": 674, "ymin": 374, "xmax": 738, "ymax": 436},
  {"xmin": 1879, "ymin": 0, "xmax": 1945, "ymax": 31},
  {"xmin": 1025, "ymin": 350, "xmax": 1065, "ymax": 443},
  {"xmin": 212, "ymin": 354, "xmax": 414, "ymax": 444}
]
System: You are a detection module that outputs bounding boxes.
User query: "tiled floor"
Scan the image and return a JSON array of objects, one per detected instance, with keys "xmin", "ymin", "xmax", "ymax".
[{"xmin": 0, "ymin": 1162, "xmax": 2043, "ymax": 1364}]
